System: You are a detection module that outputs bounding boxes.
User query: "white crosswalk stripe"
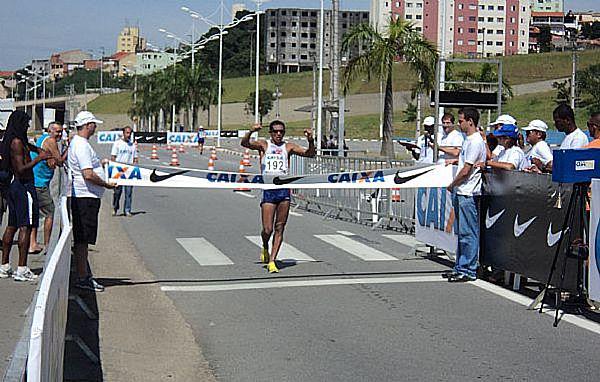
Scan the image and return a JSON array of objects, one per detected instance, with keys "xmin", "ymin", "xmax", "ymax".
[
  {"xmin": 176, "ymin": 238, "xmax": 234, "ymax": 266},
  {"xmin": 315, "ymin": 234, "xmax": 398, "ymax": 261},
  {"xmin": 382, "ymin": 234, "xmax": 421, "ymax": 248},
  {"xmin": 245, "ymin": 236, "xmax": 317, "ymax": 263}
]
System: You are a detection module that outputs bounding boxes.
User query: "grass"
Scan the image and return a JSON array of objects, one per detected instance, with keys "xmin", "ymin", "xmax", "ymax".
[{"xmin": 87, "ymin": 91, "xmax": 133, "ymax": 115}]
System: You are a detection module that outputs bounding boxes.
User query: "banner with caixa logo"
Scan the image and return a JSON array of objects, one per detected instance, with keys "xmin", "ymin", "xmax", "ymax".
[
  {"xmin": 415, "ymin": 187, "xmax": 458, "ymax": 253},
  {"xmin": 589, "ymin": 179, "xmax": 600, "ymax": 302}
]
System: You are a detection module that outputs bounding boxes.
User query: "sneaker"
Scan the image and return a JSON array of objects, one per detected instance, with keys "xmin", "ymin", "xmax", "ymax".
[
  {"xmin": 75, "ymin": 276, "xmax": 105, "ymax": 292},
  {"xmin": 447, "ymin": 273, "xmax": 476, "ymax": 283},
  {"xmin": 125, "ymin": 211, "xmax": 132, "ymax": 217},
  {"xmin": 0, "ymin": 264, "xmax": 12, "ymax": 279},
  {"xmin": 112, "ymin": 209, "xmax": 118, "ymax": 216},
  {"xmin": 260, "ymin": 248, "xmax": 269, "ymax": 264},
  {"xmin": 12, "ymin": 267, "xmax": 38, "ymax": 282},
  {"xmin": 267, "ymin": 261, "xmax": 279, "ymax": 274}
]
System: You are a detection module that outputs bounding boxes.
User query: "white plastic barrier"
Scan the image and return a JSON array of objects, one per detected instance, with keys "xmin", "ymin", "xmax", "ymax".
[{"xmin": 26, "ymin": 196, "xmax": 72, "ymax": 382}]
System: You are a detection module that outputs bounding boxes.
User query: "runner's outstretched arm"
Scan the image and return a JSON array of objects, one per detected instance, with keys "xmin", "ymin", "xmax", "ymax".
[
  {"xmin": 241, "ymin": 123, "xmax": 267, "ymax": 152},
  {"xmin": 288, "ymin": 129, "xmax": 316, "ymax": 157}
]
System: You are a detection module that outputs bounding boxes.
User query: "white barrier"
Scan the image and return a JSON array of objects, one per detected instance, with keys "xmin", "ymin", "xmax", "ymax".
[{"xmin": 26, "ymin": 196, "xmax": 72, "ymax": 382}]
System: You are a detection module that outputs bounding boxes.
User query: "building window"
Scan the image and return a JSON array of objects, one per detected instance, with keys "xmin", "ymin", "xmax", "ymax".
[
  {"xmin": 469, "ymin": 5, "xmax": 477, "ymax": 10},
  {"xmin": 416, "ymin": 3, "xmax": 422, "ymax": 8},
  {"xmin": 302, "ymin": 11, "xmax": 308, "ymax": 17},
  {"xmin": 310, "ymin": 43, "xmax": 316, "ymax": 49},
  {"xmin": 511, "ymin": 29, "xmax": 515, "ymax": 35},
  {"xmin": 478, "ymin": 28, "xmax": 484, "ymax": 33},
  {"xmin": 468, "ymin": 28, "xmax": 476, "ymax": 33},
  {"xmin": 311, "ymin": 11, "xmax": 317, "ymax": 17},
  {"xmin": 301, "ymin": 22, "xmax": 308, "ymax": 27},
  {"xmin": 310, "ymin": 22, "xmax": 317, "ymax": 27},
  {"xmin": 292, "ymin": 54, "xmax": 296, "ymax": 59},
  {"xmin": 270, "ymin": 22, "xmax": 275, "ymax": 27},
  {"xmin": 478, "ymin": 17, "xmax": 484, "ymax": 22},
  {"xmin": 270, "ymin": 43, "xmax": 275, "ymax": 47},
  {"xmin": 458, "ymin": 40, "xmax": 464, "ymax": 45},
  {"xmin": 488, "ymin": 5, "xmax": 494, "ymax": 10},
  {"xmin": 511, "ymin": 17, "xmax": 515, "ymax": 23},
  {"xmin": 292, "ymin": 32, "xmax": 297, "ymax": 37},
  {"xmin": 310, "ymin": 33, "xmax": 316, "ymax": 38},
  {"xmin": 496, "ymin": 41, "xmax": 503, "ymax": 46},
  {"xmin": 301, "ymin": 54, "xmax": 308, "ymax": 59},
  {"xmin": 416, "ymin": 14, "xmax": 422, "ymax": 19},
  {"xmin": 301, "ymin": 43, "xmax": 308, "ymax": 48},
  {"xmin": 292, "ymin": 43, "xmax": 297, "ymax": 47},
  {"xmin": 292, "ymin": 21, "xmax": 297, "ymax": 27},
  {"xmin": 281, "ymin": 32, "xmax": 287, "ymax": 37},
  {"xmin": 497, "ymin": 17, "xmax": 504, "ymax": 22},
  {"xmin": 488, "ymin": 17, "xmax": 494, "ymax": 22},
  {"xmin": 301, "ymin": 32, "xmax": 308, "ymax": 38},
  {"xmin": 396, "ymin": 1, "xmax": 400, "ymax": 7},
  {"xmin": 459, "ymin": 4, "xmax": 464, "ymax": 9},
  {"xmin": 478, "ymin": 5, "xmax": 484, "ymax": 10},
  {"xmin": 270, "ymin": 10, "xmax": 276, "ymax": 16},
  {"xmin": 407, "ymin": 14, "xmax": 413, "ymax": 19},
  {"xmin": 510, "ymin": 41, "xmax": 515, "ymax": 47},
  {"xmin": 342, "ymin": 23, "xmax": 347, "ymax": 28},
  {"xmin": 469, "ymin": 16, "xmax": 476, "ymax": 21},
  {"xmin": 468, "ymin": 40, "xmax": 476, "ymax": 45},
  {"xmin": 457, "ymin": 16, "xmax": 463, "ymax": 21},
  {"xmin": 292, "ymin": 11, "xmax": 297, "ymax": 16},
  {"xmin": 458, "ymin": 27, "xmax": 464, "ymax": 34},
  {"xmin": 282, "ymin": 54, "xmax": 286, "ymax": 59},
  {"xmin": 416, "ymin": 27, "xmax": 422, "ymax": 31},
  {"xmin": 521, "ymin": 30, "xmax": 525, "ymax": 35},
  {"xmin": 407, "ymin": 2, "xmax": 413, "ymax": 7},
  {"xmin": 281, "ymin": 21, "xmax": 286, "ymax": 27},
  {"xmin": 280, "ymin": 42, "xmax": 286, "ymax": 47},
  {"xmin": 281, "ymin": 10, "xmax": 286, "ymax": 16},
  {"xmin": 487, "ymin": 29, "xmax": 493, "ymax": 34},
  {"xmin": 487, "ymin": 41, "xmax": 493, "ymax": 45},
  {"xmin": 498, "ymin": 5, "xmax": 504, "ymax": 11},
  {"xmin": 270, "ymin": 32, "xmax": 275, "ymax": 37},
  {"xmin": 511, "ymin": 5, "xmax": 516, "ymax": 11}
]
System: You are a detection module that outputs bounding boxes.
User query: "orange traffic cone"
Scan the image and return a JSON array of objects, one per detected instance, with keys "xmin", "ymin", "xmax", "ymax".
[
  {"xmin": 207, "ymin": 157, "xmax": 215, "ymax": 171},
  {"xmin": 391, "ymin": 188, "xmax": 401, "ymax": 202},
  {"xmin": 234, "ymin": 160, "xmax": 251, "ymax": 192},
  {"xmin": 242, "ymin": 149, "xmax": 251, "ymax": 167},
  {"xmin": 210, "ymin": 147, "xmax": 217, "ymax": 161},
  {"xmin": 169, "ymin": 148, "xmax": 180, "ymax": 166},
  {"xmin": 166, "ymin": 143, "xmax": 172, "ymax": 151},
  {"xmin": 179, "ymin": 144, "xmax": 186, "ymax": 153},
  {"xmin": 150, "ymin": 144, "xmax": 159, "ymax": 160}
]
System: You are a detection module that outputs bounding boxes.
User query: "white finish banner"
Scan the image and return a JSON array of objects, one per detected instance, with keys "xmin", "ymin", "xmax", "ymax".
[
  {"xmin": 415, "ymin": 187, "xmax": 458, "ymax": 254},
  {"xmin": 589, "ymin": 179, "xmax": 600, "ymax": 302},
  {"xmin": 106, "ymin": 161, "xmax": 454, "ymax": 190},
  {"xmin": 96, "ymin": 131, "xmax": 123, "ymax": 144}
]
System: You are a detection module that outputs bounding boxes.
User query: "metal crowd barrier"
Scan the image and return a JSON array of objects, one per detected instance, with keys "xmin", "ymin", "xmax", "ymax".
[{"xmin": 289, "ymin": 155, "xmax": 417, "ymax": 233}]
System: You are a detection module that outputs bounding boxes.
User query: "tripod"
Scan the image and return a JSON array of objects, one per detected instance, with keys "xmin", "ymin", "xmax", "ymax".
[{"xmin": 540, "ymin": 182, "xmax": 589, "ymax": 327}]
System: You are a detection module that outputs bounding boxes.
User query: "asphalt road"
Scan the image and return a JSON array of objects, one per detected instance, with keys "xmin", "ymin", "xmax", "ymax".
[{"xmin": 97, "ymin": 142, "xmax": 600, "ymax": 382}]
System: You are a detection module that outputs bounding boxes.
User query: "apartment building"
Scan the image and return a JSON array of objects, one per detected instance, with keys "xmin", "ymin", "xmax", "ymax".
[
  {"xmin": 531, "ymin": 0, "xmax": 562, "ymax": 13},
  {"xmin": 265, "ymin": 8, "xmax": 370, "ymax": 73},
  {"xmin": 117, "ymin": 26, "xmax": 147, "ymax": 53},
  {"xmin": 136, "ymin": 52, "xmax": 176, "ymax": 75}
]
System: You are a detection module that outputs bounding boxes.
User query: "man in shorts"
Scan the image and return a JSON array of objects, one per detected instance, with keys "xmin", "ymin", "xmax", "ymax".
[
  {"xmin": 30, "ymin": 121, "xmax": 67, "ymax": 254},
  {"xmin": 68, "ymin": 111, "xmax": 116, "ymax": 291},
  {"xmin": 197, "ymin": 126, "xmax": 205, "ymax": 155},
  {"xmin": 0, "ymin": 110, "xmax": 52, "ymax": 282},
  {"xmin": 241, "ymin": 120, "xmax": 315, "ymax": 273}
]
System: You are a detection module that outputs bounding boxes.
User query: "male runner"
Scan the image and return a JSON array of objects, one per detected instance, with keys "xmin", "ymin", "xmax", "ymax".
[{"xmin": 241, "ymin": 120, "xmax": 315, "ymax": 273}]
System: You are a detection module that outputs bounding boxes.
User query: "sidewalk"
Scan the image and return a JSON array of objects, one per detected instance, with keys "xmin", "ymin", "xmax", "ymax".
[{"xmin": 64, "ymin": 195, "xmax": 216, "ymax": 381}]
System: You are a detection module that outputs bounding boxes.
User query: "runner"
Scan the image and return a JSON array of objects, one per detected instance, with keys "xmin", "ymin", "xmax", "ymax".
[
  {"xmin": 241, "ymin": 120, "xmax": 315, "ymax": 273},
  {"xmin": 197, "ymin": 126, "xmax": 205, "ymax": 155}
]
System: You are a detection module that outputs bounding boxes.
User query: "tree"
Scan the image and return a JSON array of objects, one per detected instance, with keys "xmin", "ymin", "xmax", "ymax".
[
  {"xmin": 537, "ymin": 26, "xmax": 553, "ymax": 53},
  {"xmin": 552, "ymin": 79, "xmax": 570, "ymax": 104},
  {"xmin": 577, "ymin": 64, "xmax": 600, "ymax": 110},
  {"xmin": 581, "ymin": 21, "xmax": 600, "ymax": 40},
  {"xmin": 245, "ymin": 88, "xmax": 273, "ymax": 124},
  {"xmin": 401, "ymin": 102, "xmax": 417, "ymax": 123},
  {"xmin": 341, "ymin": 18, "xmax": 438, "ymax": 158},
  {"xmin": 448, "ymin": 62, "xmax": 513, "ymax": 101}
]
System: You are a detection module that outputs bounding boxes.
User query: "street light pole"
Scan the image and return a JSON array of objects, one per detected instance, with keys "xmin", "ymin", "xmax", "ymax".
[
  {"xmin": 316, "ymin": 0, "xmax": 325, "ymax": 154},
  {"xmin": 253, "ymin": 0, "xmax": 266, "ymax": 125},
  {"xmin": 217, "ymin": 0, "xmax": 224, "ymax": 147}
]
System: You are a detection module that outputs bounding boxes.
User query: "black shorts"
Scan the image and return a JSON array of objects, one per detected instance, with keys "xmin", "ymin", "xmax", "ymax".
[
  {"xmin": 261, "ymin": 189, "xmax": 291, "ymax": 205},
  {"xmin": 71, "ymin": 197, "xmax": 101, "ymax": 245},
  {"xmin": 7, "ymin": 179, "xmax": 38, "ymax": 228}
]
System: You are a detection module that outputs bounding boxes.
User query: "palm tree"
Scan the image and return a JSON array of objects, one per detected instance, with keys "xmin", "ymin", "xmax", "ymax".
[{"xmin": 342, "ymin": 18, "xmax": 438, "ymax": 158}]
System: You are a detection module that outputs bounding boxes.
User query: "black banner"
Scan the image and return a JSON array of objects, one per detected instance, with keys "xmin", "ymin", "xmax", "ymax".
[
  {"xmin": 481, "ymin": 169, "xmax": 579, "ymax": 292},
  {"xmin": 133, "ymin": 132, "xmax": 167, "ymax": 144}
]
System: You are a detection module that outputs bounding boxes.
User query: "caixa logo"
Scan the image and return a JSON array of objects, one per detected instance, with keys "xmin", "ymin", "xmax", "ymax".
[
  {"xmin": 97, "ymin": 132, "xmax": 122, "ymax": 143},
  {"xmin": 107, "ymin": 165, "xmax": 142, "ymax": 180},
  {"xmin": 168, "ymin": 133, "xmax": 198, "ymax": 144},
  {"xmin": 416, "ymin": 187, "xmax": 457, "ymax": 233}
]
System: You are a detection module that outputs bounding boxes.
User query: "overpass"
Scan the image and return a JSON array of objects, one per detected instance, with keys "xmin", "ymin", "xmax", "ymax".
[{"xmin": 14, "ymin": 93, "xmax": 99, "ymax": 129}]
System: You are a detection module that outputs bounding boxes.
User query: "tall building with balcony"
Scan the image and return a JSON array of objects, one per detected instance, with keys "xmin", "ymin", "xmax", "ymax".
[
  {"xmin": 531, "ymin": 0, "xmax": 562, "ymax": 13},
  {"xmin": 265, "ymin": 8, "xmax": 370, "ymax": 73},
  {"xmin": 117, "ymin": 26, "xmax": 147, "ymax": 53}
]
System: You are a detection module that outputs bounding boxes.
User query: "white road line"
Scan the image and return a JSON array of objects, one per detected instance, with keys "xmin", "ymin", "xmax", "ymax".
[
  {"xmin": 161, "ymin": 275, "xmax": 444, "ymax": 292},
  {"xmin": 336, "ymin": 230, "xmax": 354, "ymax": 236},
  {"xmin": 315, "ymin": 234, "xmax": 398, "ymax": 261},
  {"xmin": 245, "ymin": 236, "xmax": 317, "ymax": 263},
  {"xmin": 176, "ymin": 238, "xmax": 234, "ymax": 266},
  {"xmin": 472, "ymin": 280, "xmax": 600, "ymax": 335},
  {"xmin": 234, "ymin": 191, "xmax": 256, "ymax": 198},
  {"xmin": 382, "ymin": 234, "xmax": 421, "ymax": 248},
  {"xmin": 289, "ymin": 211, "xmax": 303, "ymax": 217}
]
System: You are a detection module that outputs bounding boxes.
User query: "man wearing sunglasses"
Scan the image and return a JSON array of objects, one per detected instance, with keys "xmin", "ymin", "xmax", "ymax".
[{"xmin": 242, "ymin": 120, "xmax": 315, "ymax": 273}]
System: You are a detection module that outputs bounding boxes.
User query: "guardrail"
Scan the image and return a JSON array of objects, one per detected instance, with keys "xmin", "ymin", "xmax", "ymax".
[{"xmin": 290, "ymin": 155, "xmax": 417, "ymax": 233}]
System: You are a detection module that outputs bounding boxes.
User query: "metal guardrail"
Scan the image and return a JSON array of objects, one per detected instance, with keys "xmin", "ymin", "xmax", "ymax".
[{"xmin": 290, "ymin": 155, "xmax": 417, "ymax": 233}]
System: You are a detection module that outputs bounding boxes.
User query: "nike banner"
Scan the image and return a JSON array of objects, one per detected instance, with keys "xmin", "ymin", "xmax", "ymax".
[
  {"xmin": 481, "ymin": 169, "xmax": 578, "ymax": 292},
  {"xmin": 589, "ymin": 179, "xmax": 600, "ymax": 302},
  {"xmin": 105, "ymin": 161, "xmax": 454, "ymax": 190}
]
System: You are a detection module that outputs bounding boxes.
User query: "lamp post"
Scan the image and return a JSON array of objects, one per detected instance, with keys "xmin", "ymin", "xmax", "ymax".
[
  {"xmin": 251, "ymin": 0, "xmax": 268, "ymax": 125},
  {"xmin": 316, "ymin": 0, "xmax": 325, "ymax": 154}
]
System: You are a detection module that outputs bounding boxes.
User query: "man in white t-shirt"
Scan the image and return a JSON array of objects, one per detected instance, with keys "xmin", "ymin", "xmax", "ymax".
[
  {"xmin": 68, "ymin": 111, "xmax": 116, "ymax": 292},
  {"xmin": 110, "ymin": 125, "xmax": 138, "ymax": 217},
  {"xmin": 555, "ymin": 103, "xmax": 588, "ymax": 150},
  {"xmin": 446, "ymin": 107, "xmax": 487, "ymax": 282},
  {"xmin": 485, "ymin": 124, "xmax": 525, "ymax": 171},
  {"xmin": 402, "ymin": 116, "xmax": 442, "ymax": 164},
  {"xmin": 520, "ymin": 119, "xmax": 553, "ymax": 172},
  {"xmin": 436, "ymin": 112, "xmax": 464, "ymax": 164}
]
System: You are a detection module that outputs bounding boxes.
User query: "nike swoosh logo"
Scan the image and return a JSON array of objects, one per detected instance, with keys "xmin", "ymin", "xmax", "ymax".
[
  {"xmin": 485, "ymin": 208, "xmax": 505, "ymax": 229},
  {"xmin": 157, "ymin": 137, "xmax": 166, "ymax": 141},
  {"xmin": 149, "ymin": 169, "xmax": 189, "ymax": 182},
  {"xmin": 513, "ymin": 214, "xmax": 536, "ymax": 237},
  {"xmin": 547, "ymin": 223, "xmax": 568, "ymax": 247},
  {"xmin": 272, "ymin": 175, "xmax": 305, "ymax": 185},
  {"xmin": 393, "ymin": 167, "xmax": 435, "ymax": 184}
]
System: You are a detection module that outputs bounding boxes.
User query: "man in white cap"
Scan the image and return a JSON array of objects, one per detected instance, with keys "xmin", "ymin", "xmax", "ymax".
[
  {"xmin": 520, "ymin": 119, "xmax": 553, "ymax": 172},
  {"xmin": 488, "ymin": 114, "xmax": 517, "ymax": 159},
  {"xmin": 68, "ymin": 111, "xmax": 116, "ymax": 292},
  {"xmin": 399, "ymin": 116, "xmax": 441, "ymax": 164}
]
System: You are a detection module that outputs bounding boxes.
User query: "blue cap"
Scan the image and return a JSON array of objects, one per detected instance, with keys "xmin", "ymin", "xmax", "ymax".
[{"xmin": 493, "ymin": 124, "xmax": 519, "ymax": 139}]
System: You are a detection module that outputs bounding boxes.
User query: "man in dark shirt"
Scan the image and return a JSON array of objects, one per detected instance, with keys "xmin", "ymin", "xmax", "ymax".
[{"xmin": 0, "ymin": 111, "xmax": 51, "ymax": 282}]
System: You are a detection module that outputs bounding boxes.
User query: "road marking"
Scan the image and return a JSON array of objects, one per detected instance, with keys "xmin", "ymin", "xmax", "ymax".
[
  {"xmin": 471, "ymin": 280, "xmax": 600, "ymax": 335},
  {"xmin": 234, "ymin": 191, "xmax": 256, "ymax": 198},
  {"xmin": 382, "ymin": 234, "xmax": 421, "ymax": 248},
  {"xmin": 315, "ymin": 234, "xmax": 398, "ymax": 261},
  {"xmin": 161, "ymin": 275, "xmax": 444, "ymax": 292},
  {"xmin": 245, "ymin": 236, "xmax": 317, "ymax": 263},
  {"xmin": 337, "ymin": 230, "xmax": 354, "ymax": 236},
  {"xmin": 176, "ymin": 238, "xmax": 234, "ymax": 266},
  {"xmin": 289, "ymin": 211, "xmax": 303, "ymax": 217},
  {"xmin": 161, "ymin": 162, "xmax": 169, "ymax": 166}
]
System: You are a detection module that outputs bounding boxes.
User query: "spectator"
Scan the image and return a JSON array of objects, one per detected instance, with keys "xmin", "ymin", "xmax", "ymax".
[
  {"xmin": 584, "ymin": 112, "xmax": 600, "ymax": 148},
  {"xmin": 0, "ymin": 111, "xmax": 52, "ymax": 282},
  {"xmin": 485, "ymin": 124, "xmax": 525, "ymax": 171},
  {"xmin": 445, "ymin": 107, "xmax": 487, "ymax": 282},
  {"xmin": 555, "ymin": 103, "xmax": 588, "ymax": 149},
  {"xmin": 520, "ymin": 120, "xmax": 553, "ymax": 172},
  {"xmin": 110, "ymin": 126, "xmax": 138, "ymax": 217},
  {"xmin": 29, "ymin": 121, "xmax": 67, "ymax": 254},
  {"xmin": 68, "ymin": 111, "xmax": 116, "ymax": 292},
  {"xmin": 436, "ymin": 112, "xmax": 464, "ymax": 164},
  {"xmin": 0, "ymin": 123, "xmax": 6, "ymax": 226},
  {"xmin": 401, "ymin": 116, "xmax": 440, "ymax": 163},
  {"xmin": 488, "ymin": 114, "xmax": 517, "ymax": 159}
]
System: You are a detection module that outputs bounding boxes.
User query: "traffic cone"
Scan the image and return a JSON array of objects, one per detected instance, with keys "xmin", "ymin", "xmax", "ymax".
[
  {"xmin": 391, "ymin": 188, "xmax": 401, "ymax": 202},
  {"xmin": 179, "ymin": 144, "xmax": 186, "ymax": 153},
  {"xmin": 150, "ymin": 144, "xmax": 159, "ymax": 160},
  {"xmin": 210, "ymin": 147, "xmax": 217, "ymax": 161},
  {"xmin": 169, "ymin": 148, "xmax": 180, "ymax": 166},
  {"xmin": 166, "ymin": 143, "xmax": 172, "ymax": 151},
  {"xmin": 234, "ymin": 160, "xmax": 250, "ymax": 192},
  {"xmin": 207, "ymin": 157, "xmax": 215, "ymax": 171},
  {"xmin": 242, "ymin": 149, "xmax": 252, "ymax": 167}
]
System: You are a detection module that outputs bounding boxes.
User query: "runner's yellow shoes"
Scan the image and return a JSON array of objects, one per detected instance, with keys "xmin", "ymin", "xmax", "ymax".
[
  {"xmin": 267, "ymin": 261, "xmax": 279, "ymax": 273},
  {"xmin": 260, "ymin": 248, "xmax": 269, "ymax": 264}
]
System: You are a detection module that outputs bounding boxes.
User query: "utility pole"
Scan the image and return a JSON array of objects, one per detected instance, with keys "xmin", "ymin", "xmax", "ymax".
[
  {"xmin": 331, "ymin": 0, "xmax": 340, "ymax": 143},
  {"xmin": 311, "ymin": 53, "xmax": 317, "ymax": 132},
  {"xmin": 571, "ymin": 41, "xmax": 577, "ymax": 110},
  {"xmin": 100, "ymin": 46, "xmax": 105, "ymax": 94}
]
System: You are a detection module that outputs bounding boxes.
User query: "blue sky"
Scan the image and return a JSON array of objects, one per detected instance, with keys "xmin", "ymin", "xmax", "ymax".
[{"xmin": 0, "ymin": 0, "xmax": 597, "ymax": 70}]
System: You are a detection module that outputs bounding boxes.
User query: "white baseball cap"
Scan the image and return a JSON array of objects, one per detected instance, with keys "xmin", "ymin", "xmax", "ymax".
[
  {"xmin": 522, "ymin": 119, "xmax": 548, "ymax": 132},
  {"xmin": 489, "ymin": 114, "xmax": 516, "ymax": 126},
  {"xmin": 74, "ymin": 111, "xmax": 103, "ymax": 127},
  {"xmin": 423, "ymin": 116, "xmax": 436, "ymax": 126}
]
